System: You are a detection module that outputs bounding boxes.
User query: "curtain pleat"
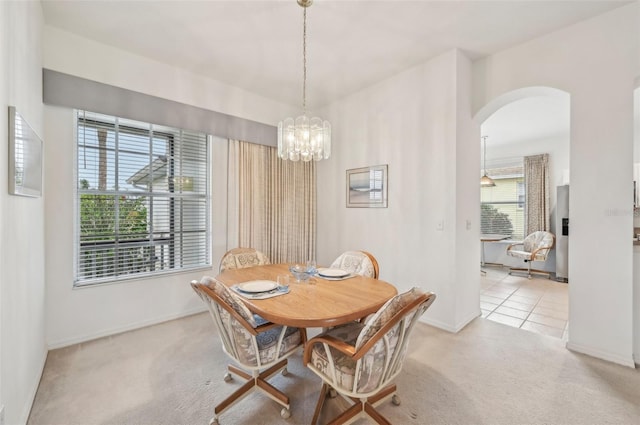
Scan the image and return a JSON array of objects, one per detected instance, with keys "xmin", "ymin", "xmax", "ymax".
[
  {"xmin": 524, "ymin": 153, "xmax": 550, "ymax": 234},
  {"xmin": 227, "ymin": 139, "xmax": 316, "ymax": 264}
]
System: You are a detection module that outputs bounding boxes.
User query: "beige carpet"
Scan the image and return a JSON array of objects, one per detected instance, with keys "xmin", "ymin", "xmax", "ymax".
[{"xmin": 28, "ymin": 313, "xmax": 640, "ymax": 425}]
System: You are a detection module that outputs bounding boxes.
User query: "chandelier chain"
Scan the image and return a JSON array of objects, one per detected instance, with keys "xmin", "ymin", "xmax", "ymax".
[{"xmin": 302, "ymin": 6, "xmax": 307, "ymax": 114}]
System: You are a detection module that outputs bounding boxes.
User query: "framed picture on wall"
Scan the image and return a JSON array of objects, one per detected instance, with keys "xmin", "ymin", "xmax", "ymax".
[
  {"xmin": 346, "ymin": 164, "xmax": 388, "ymax": 208},
  {"xmin": 8, "ymin": 106, "xmax": 43, "ymax": 197}
]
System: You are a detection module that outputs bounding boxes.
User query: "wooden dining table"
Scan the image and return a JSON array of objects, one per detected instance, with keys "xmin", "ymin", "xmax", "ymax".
[{"xmin": 215, "ymin": 263, "xmax": 398, "ymax": 328}]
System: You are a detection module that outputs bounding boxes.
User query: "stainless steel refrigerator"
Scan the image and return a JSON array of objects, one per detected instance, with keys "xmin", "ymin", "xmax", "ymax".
[{"xmin": 556, "ymin": 185, "xmax": 569, "ymax": 282}]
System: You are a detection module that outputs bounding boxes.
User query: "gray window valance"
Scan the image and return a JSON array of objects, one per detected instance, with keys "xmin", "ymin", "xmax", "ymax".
[{"xmin": 42, "ymin": 69, "xmax": 276, "ymax": 146}]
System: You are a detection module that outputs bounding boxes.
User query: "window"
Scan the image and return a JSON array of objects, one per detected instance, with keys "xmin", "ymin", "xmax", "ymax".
[
  {"xmin": 75, "ymin": 111, "xmax": 210, "ymax": 286},
  {"xmin": 480, "ymin": 165, "xmax": 525, "ymax": 239}
]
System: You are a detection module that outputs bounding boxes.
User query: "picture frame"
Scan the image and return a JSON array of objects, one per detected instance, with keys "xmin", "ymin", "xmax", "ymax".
[
  {"xmin": 8, "ymin": 106, "xmax": 43, "ymax": 197},
  {"xmin": 346, "ymin": 164, "xmax": 388, "ymax": 208}
]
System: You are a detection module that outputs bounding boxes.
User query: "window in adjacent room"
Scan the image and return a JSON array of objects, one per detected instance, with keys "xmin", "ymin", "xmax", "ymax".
[
  {"xmin": 480, "ymin": 164, "xmax": 525, "ymax": 240},
  {"xmin": 74, "ymin": 111, "xmax": 211, "ymax": 286}
]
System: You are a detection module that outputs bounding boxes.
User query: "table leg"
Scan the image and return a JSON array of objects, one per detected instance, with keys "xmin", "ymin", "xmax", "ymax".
[{"xmin": 480, "ymin": 241, "xmax": 487, "ymax": 275}]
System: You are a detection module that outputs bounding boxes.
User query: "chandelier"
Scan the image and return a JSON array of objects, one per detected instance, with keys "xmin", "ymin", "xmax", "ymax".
[
  {"xmin": 277, "ymin": 0, "xmax": 331, "ymax": 161},
  {"xmin": 480, "ymin": 136, "xmax": 496, "ymax": 187}
]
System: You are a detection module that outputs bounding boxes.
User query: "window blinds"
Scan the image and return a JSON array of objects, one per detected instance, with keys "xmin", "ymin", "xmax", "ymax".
[{"xmin": 75, "ymin": 110, "xmax": 210, "ymax": 285}]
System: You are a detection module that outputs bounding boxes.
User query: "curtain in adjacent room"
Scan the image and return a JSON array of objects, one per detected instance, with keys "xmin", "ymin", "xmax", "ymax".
[
  {"xmin": 227, "ymin": 139, "xmax": 316, "ymax": 264},
  {"xmin": 524, "ymin": 153, "xmax": 550, "ymax": 234}
]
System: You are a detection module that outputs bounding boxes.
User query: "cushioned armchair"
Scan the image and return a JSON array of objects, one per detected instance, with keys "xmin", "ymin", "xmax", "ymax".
[
  {"xmin": 506, "ymin": 231, "xmax": 555, "ymax": 279},
  {"xmin": 304, "ymin": 287, "xmax": 436, "ymax": 425},
  {"xmin": 218, "ymin": 247, "xmax": 270, "ymax": 272},
  {"xmin": 191, "ymin": 276, "xmax": 304, "ymax": 424},
  {"xmin": 330, "ymin": 250, "xmax": 379, "ymax": 279}
]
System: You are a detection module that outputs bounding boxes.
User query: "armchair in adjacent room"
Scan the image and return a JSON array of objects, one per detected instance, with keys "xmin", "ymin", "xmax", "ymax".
[{"xmin": 506, "ymin": 231, "xmax": 555, "ymax": 279}]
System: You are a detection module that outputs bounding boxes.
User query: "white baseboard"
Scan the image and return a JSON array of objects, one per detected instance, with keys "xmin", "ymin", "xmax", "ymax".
[
  {"xmin": 47, "ymin": 307, "xmax": 207, "ymax": 350},
  {"xmin": 566, "ymin": 341, "xmax": 636, "ymax": 368},
  {"xmin": 420, "ymin": 309, "xmax": 480, "ymax": 333}
]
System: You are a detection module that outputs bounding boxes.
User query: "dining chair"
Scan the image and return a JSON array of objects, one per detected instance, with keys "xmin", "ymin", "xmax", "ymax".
[
  {"xmin": 191, "ymin": 276, "xmax": 305, "ymax": 424},
  {"xmin": 506, "ymin": 230, "xmax": 555, "ymax": 279},
  {"xmin": 304, "ymin": 287, "xmax": 436, "ymax": 425},
  {"xmin": 330, "ymin": 250, "xmax": 379, "ymax": 279},
  {"xmin": 218, "ymin": 247, "xmax": 271, "ymax": 272}
]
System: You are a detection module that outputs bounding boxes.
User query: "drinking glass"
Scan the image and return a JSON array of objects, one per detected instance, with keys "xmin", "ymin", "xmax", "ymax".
[
  {"xmin": 277, "ymin": 274, "xmax": 290, "ymax": 290},
  {"xmin": 306, "ymin": 259, "xmax": 317, "ymax": 274}
]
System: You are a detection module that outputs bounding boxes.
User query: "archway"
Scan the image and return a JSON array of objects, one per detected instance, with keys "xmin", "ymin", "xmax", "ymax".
[{"xmin": 473, "ymin": 86, "xmax": 571, "ymax": 339}]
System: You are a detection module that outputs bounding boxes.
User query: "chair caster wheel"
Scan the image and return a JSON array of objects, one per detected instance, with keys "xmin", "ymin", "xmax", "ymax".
[
  {"xmin": 223, "ymin": 372, "xmax": 232, "ymax": 382},
  {"xmin": 209, "ymin": 416, "xmax": 219, "ymax": 425},
  {"xmin": 328, "ymin": 388, "xmax": 337, "ymax": 399},
  {"xmin": 392, "ymin": 394, "xmax": 401, "ymax": 406},
  {"xmin": 280, "ymin": 408, "xmax": 291, "ymax": 419},
  {"xmin": 281, "ymin": 367, "xmax": 289, "ymax": 376}
]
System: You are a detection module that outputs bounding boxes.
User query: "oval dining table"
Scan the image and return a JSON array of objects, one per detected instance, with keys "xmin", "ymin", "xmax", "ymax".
[{"xmin": 215, "ymin": 263, "xmax": 398, "ymax": 328}]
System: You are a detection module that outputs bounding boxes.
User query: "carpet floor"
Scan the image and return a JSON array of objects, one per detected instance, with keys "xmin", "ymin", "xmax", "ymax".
[{"xmin": 28, "ymin": 313, "xmax": 640, "ymax": 425}]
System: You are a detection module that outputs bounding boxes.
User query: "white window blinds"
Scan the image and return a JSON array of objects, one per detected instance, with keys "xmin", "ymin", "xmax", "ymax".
[
  {"xmin": 75, "ymin": 110, "xmax": 210, "ymax": 285},
  {"xmin": 480, "ymin": 165, "xmax": 525, "ymax": 240}
]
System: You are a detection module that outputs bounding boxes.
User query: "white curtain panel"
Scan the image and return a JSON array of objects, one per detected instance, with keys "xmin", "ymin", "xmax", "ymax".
[
  {"xmin": 524, "ymin": 153, "xmax": 550, "ymax": 234},
  {"xmin": 227, "ymin": 140, "xmax": 316, "ymax": 264}
]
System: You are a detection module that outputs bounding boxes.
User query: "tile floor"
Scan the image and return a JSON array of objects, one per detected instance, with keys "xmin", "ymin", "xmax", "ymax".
[{"xmin": 481, "ymin": 265, "xmax": 568, "ymax": 339}]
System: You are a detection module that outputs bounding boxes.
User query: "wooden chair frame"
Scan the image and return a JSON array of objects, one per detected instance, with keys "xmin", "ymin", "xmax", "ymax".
[
  {"xmin": 361, "ymin": 250, "xmax": 380, "ymax": 279},
  {"xmin": 303, "ymin": 291, "xmax": 436, "ymax": 425},
  {"xmin": 192, "ymin": 282, "xmax": 305, "ymax": 424}
]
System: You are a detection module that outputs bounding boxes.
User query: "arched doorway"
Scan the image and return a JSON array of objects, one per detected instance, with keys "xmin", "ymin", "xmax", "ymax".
[{"xmin": 474, "ymin": 87, "xmax": 571, "ymax": 339}]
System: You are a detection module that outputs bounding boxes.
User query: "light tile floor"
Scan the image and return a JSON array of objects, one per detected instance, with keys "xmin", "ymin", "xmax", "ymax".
[{"xmin": 481, "ymin": 265, "xmax": 568, "ymax": 339}]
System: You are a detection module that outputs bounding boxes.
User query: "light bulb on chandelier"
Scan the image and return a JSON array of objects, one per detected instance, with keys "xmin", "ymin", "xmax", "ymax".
[{"xmin": 277, "ymin": 0, "xmax": 331, "ymax": 162}]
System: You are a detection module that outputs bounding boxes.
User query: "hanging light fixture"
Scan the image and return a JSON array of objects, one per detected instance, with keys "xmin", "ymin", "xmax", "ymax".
[
  {"xmin": 481, "ymin": 136, "xmax": 496, "ymax": 187},
  {"xmin": 277, "ymin": 0, "xmax": 331, "ymax": 161}
]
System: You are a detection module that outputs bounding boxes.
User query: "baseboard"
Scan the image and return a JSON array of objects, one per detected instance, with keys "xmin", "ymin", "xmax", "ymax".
[
  {"xmin": 420, "ymin": 309, "xmax": 480, "ymax": 333},
  {"xmin": 47, "ymin": 306, "xmax": 207, "ymax": 350},
  {"xmin": 20, "ymin": 346, "xmax": 48, "ymax": 425},
  {"xmin": 566, "ymin": 341, "xmax": 636, "ymax": 368}
]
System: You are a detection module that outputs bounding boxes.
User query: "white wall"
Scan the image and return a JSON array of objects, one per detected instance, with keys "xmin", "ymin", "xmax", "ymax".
[
  {"xmin": 43, "ymin": 26, "xmax": 296, "ymax": 127},
  {"xmin": 473, "ymin": 3, "xmax": 639, "ymax": 366},
  {"xmin": 316, "ymin": 49, "xmax": 480, "ymax": 332},
  {"xmin": 0, "ymin": 2, "xmax": 47, "ymax": 424},
  {"xmin": 42, "ymin": 27, "xmax": 287, "ymax": 347}
]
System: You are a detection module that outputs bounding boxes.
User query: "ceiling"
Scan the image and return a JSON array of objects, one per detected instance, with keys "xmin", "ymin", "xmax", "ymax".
[{"xmin": 41, "ymin": 0, "xmax": 630, "ymax": 111}]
